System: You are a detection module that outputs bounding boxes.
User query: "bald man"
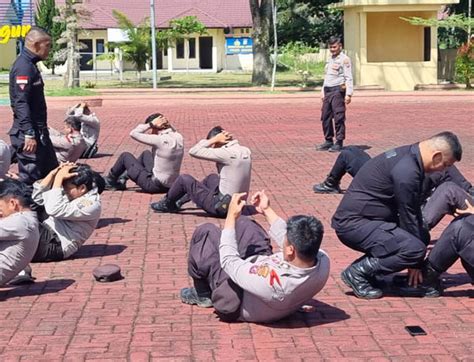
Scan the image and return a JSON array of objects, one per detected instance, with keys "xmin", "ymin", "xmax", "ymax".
[{"xmin": 9, "ymin": 27, "xmax": 58, "ymax": 184}]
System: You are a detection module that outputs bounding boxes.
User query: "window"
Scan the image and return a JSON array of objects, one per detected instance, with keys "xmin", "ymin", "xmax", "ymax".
[
  {"xmin": 189, "ymin": 38, "xmax": 196, "ymax": 58},
  {"xmin": 177, "ymin": 39, "xmax": 184, "ymax": 59},
  {"xmin": 423, "ymin": 27, "xmax": 431, "ymax": 61},
  {"xmin": 163, "ymin": 48, "xmax": 168, "ymax": 56},
  {"xmin": 96, "ymin": 39, "xmax": 105, "ymax": 54}
]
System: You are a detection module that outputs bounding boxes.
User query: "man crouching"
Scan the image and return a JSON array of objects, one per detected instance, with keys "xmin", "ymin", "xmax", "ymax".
[{"xmin": 181, "ymin": 190, "xmax": 330, "ymax": 323}]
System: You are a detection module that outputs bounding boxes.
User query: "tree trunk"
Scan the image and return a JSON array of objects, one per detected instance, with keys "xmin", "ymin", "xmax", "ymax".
[{"xmin": 249, "ymin": 0, "xmax": 273, "ymax": 85}]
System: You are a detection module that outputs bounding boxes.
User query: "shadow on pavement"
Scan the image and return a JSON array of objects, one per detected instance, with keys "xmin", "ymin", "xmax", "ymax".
[
  {"xmin": 71, "ymin": 244, "xmax": 127, "ymax": 259},
  {"xmin": 0, "ymin": 279, "xmax": 75, "ymax": 301},
  {"xmin": 265, "ymin": 299, "xmax": 350, "ymax": 328},
  {"xmin": 96, "ymin": 217, "xmax": 132, "ymax": 229}
]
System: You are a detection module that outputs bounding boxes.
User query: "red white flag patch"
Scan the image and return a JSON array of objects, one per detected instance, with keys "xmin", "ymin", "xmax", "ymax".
[{"xmin": 16, "ymin": 76, "xmax": 28, "ymax": 90}]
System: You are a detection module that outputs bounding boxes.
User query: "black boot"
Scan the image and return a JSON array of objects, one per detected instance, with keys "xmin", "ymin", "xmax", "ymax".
[
  {"xmin": 396, "ymin": 261, "xmax": 442, "ymax": 297},
  {"xmin": 150, "ymin": 196, "xmax": 180, "ymax": 213},
  {"xmin": 313, "ymin": 175, "xmax": 342, "ymax": 194},
  {"xmin": 328, "ymin": 140, "xmax": 343, "ymax": 153},
  {"xmin": 315, "ymin": 140, "xmax": 333, "ymax": 151},
  {"xmin": 341, "ymin": 257, "xmax": 383, "ymax": 299},
  {"xmin": 104, "ymin": 173, "xmax": 126, "ymax": 191}
]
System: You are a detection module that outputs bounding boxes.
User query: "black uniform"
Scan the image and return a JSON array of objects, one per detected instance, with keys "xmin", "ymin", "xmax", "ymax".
[
  {"xmin": 9, "ymin": 48, "xmax": 58, "ymax": 184},
  {"xmin": 332, "ymin": 144, "xmax": 428, "ymax": 273}
]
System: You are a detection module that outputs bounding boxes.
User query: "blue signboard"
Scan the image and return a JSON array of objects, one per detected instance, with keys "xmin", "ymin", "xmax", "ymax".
[{"xmin": 226, "ymin": 37, "xmax": 253, "ymax": 55}]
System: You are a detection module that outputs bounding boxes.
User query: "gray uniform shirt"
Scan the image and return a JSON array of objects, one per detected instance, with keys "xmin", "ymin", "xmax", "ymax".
[
  {"xmin": 322, "ymin": 52, "xmax": 354, "ymax": 96},
  {"xmin": 130, "ymin": 124, "xmax": 184, "ymax": 188},
  {"xmin": 68, "ymin": 107, "xmax": 100, "ymax": 147},
  {"xmin": 220, "ymin": 217, "xmax": 330, "ymax": 323},
  {"xmin": 189, "ymin": 139, "xmax": 252, "ymax": 196},
  {"xmin": 32, "ymin": 183, "xmax": 101, "ymax": 258},
  {"xmin": 49, "ymin": 128, "xmax": 87, "ymax": 163},
  {"xmin": 0, "ymin": 211, "xmax": 39, "ymax": 285},
  {"xmin": 0, "ymin": 140, "xmax": 11, "ymax": 179}
]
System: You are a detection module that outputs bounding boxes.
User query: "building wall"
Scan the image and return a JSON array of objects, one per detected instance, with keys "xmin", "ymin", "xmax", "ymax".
[{"xmin": 0, "ymin": 40, "xmax": 17, "ymax": 69}]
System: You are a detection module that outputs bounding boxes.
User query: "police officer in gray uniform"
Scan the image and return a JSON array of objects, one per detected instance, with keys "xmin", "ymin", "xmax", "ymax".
[
  {"xmin": 9, "ymin": 27, "xmax": 58, "ymax": 184},
  {"xmin": 316, "ymin": 36, "xmax": 353, "ymax": 153}
]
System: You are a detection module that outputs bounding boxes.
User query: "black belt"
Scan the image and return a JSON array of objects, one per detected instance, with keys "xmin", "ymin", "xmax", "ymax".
[{"xmin": 324, "ymin": 85, "xmax": 344, "ymax": 93}]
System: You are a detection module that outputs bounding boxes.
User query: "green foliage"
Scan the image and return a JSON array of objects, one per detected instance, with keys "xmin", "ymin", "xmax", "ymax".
[
  {"xmin": 278, "ymin": 41, "xmax": 321, "ymax": 87},
  {"xmin": 455, "ymin": 41, "xmax": 474, "ymax": 89},
  {"xmin": 35, "ymin": 0, "xmax": 66, "ymax": 73},
  {"xmin": 276, "ymin": 0, "xmax": 342, "ymax": 47},
  {"xmin": 112, "ymin": 10, "xmax": 152, "ymax": 80},
  {"xmin": 168, "ymin": 16, "xmax": 207, "ymax": 40},
  {"xmin": 400, "ymin": 14, "xmax": 474, "ymax": 32}
]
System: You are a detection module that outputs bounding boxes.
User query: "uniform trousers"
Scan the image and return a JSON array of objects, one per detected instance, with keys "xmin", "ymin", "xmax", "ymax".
[
  {"xmin": 167, "ymin": 173, "xmax": 226, "ymax": 217},
  {"xmin": 422, "ymin": 182, "xmax": 473, "ymax": 230},
  {"xmin": 336, "ymin": 221, "xmax": 427, "ymax": 274},
  {"xmin": 32, "ymin": 223, "xmax": 64, "ymax": 262},
  {"xmin": 188, "ymin": 216, "xmax": 273, "ymax": 320},
  {"xmin": 329, "ymin": 146, "xmax": 370, "ymax": 181},
  {"xmin": 10, "ymin": 129, "xmax": 59, "ymax": 185},
  {"xmin": 428, "ymin": 214, "xmax": 474, "ymax": 280},
  {"xmin": 110, "ymin": 150, "xmax": 167, "ymax": 194},
  {"xmin": 321, "ymin": 87, "xmax": 346, "ymax": 142}
]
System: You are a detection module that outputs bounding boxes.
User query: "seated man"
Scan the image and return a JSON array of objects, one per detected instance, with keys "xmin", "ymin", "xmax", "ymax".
[
  {"xmin": 0, "ymin": 139, "xmax": 11, "ymax": 180},
  {"xmin": 181, "ymin": 191, "xmax": 330, "ymax": 323},
  {"xmin": 31, "ymin": 163, "xmax": 103, "ymax": 262},
  {"xmin": 0, "ymin": 179, "xmax": 39, "ymax": 286},
  {"xmin": 151, "ymin": 126, "xmax": 251, "ymax": 218},
  {"xmin": 314, "ymin": 146, "xmax": 473, "ymax": 196},
  {"xmin": 104, "ymin": 113, "xmax": 184, "ymax": 194},
  {"xmin": 66, "ymin": 102, "xmax": 100, "ymax": 158},
  {"xmin": 49, "ymin": 116, "xmax": 87, "ymax": 163},
  {"xmin": 333, "ymin": 132, "xmax": 462, "ymax": 299}
]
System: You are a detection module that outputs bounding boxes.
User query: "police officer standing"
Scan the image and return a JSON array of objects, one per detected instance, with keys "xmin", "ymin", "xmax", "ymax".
[
  {"xmin": 316, "ymin": 36, "xmax": 353, "ymax": 153},
  {"xmin": 9, "ymin": 27, "xmax": 58, "ymax": 184}
]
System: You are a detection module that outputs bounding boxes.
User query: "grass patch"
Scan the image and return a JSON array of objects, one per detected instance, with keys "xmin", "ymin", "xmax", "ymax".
[{"xmin": 45, "ymin": 87, "xmax": 95, "ymax": 97}]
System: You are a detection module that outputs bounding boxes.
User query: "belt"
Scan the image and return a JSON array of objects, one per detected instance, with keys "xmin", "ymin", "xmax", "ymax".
[{"xmin": 324, "ymin": 85, "xmax": 344, "ymax": 93}]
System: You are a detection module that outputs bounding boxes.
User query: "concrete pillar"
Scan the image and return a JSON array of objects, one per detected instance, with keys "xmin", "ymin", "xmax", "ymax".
[
  {"xmin": 212, "ymin": 43, "xmax": 218, "ymax": 72},
  {"xmin": 168, "ymin": 46, "xmax": 173, "ymax": 72}
]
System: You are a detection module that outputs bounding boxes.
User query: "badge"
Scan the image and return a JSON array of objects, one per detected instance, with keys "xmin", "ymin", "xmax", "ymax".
[{"xmin": 16, "ymin": 75, "xmax": 28, "ymax": 91}]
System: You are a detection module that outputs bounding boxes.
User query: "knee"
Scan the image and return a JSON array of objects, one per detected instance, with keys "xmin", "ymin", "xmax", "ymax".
[
  {"xmin": 402, "ymin": 239, "xmax": 427, "ymax": 263},
  {"xmin": 191, "ymin": 223, "xmax": 219, "ymax": 245}
]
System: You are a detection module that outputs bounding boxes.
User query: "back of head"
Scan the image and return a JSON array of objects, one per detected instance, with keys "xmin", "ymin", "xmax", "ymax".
[
  {"xmin": 144, "ymin": 113, "xmax": 164, "ymax": 125},
  {"xmin": 25, "ymin": 26, "xmax": 51, "ymax": 46},
  {"xmin": 65, "ymin": 116, "xmax": 82, "ymax": 131},
  {"xmin": 428, "ymin": 131, "xmax": 462, "ymax": 162},
  {"xmin": 0, "ymin": 179, "xmax": 33, "ymax": 208},
  {"xmin": 70, "ymin": 164, "xmax": 105, "ymax": 194},
  {"xmin": 207, "ymin": 126, "xmax": 224, "ymax": 139},
  {"xmin": 286, "ymin": 215, "xmax": 324, "ymax": 262}
]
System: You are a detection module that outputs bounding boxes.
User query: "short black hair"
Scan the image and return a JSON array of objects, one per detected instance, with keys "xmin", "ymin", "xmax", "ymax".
[
  {"xmin": 144, "ymin": 113, "xmax": 164, "ymax": 124},
  {"xmin": 431, "ymin": 131, "xmax": 463, "ymax": 161},
  {"xmin": 65, "ymin": 116, "xmax": 82, "ymax": 131},
  {"xmin": 286, "ymin": 215, "xmax": 324, "ymax": 262},
  {"xmin": 0, "ymin": 179, "xmax": 33, "ymax": 207},
  {"xmin": 69, "ymin": 164, "xmax": 105, "ymax": 194},
  {"xmin": 206, "ymin": 126, "xmax": 224, "ymax": 139},
  {"xmin": 328, "ymin": 36, "xmax": 341, "ymax": 45}
]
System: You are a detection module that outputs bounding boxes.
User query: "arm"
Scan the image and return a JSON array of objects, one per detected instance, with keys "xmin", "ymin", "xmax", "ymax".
[
  {"xmin": 343, "ymin": 56, "xmax": 354, "ymax": 97},
  {"xmin": 129, "ymin": 124, "xmax": 160, "ymax": 147},
  {"xmin": 50, "ymin": 134, "xmax": 73, "ymax": 151},
  {"xmin": 189, "ymin": 140, "xmax": 230, "ymax": 163},
  {"xmin": 78, "ymin": 113, "xmax": 100, "ymax": 129},
  {"xmin": 32, "ymin": 165, "xmax": 63, "ymax": 204},
  {"xmin": 10, "ymin": 64, "xmax": 35, "ymax": 134},
  {"xmin": 0, "ymin": 216, "xmax": 27, "ymax": 240}
]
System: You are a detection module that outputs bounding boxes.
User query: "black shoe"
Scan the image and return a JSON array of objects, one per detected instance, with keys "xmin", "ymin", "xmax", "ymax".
[
  {"xmin": 341, "ymin": 257, "xmax": 383, "ymax": 299},
  {"xmin": 176, "ymin": 194, "xmax": 191, "ymax": 209},
  {"xmin": 328, "ymin": 142, "xmax": 343, "ymax": 153},
  {"xmin": 396, "ymin": 262, "xmax": 442, "ymax": 298},
  {"xmin": 180, "ymin": 287, "xmax": 213, "ymax": 308},
  {"xmin": 150, "ymin": 197, "xmax": 180, "ymax": 213},
  {"xmin": 313, "ymin": 180, "xmax": 342, "ymax": 194},
  {"xmin": 104, "ymin": 175, "xmax": 126, "ymax": 191},
  {"xmin": 315, "ymin": 140, "xmax": 333, "ymax": 151}
]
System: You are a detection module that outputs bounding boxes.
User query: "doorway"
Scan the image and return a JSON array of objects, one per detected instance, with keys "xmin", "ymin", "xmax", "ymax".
[
  {"xmin": 199, "ymin": 37, "xmax": 213, "ymax": 69},
  {"xmin": 80, "ymin": 39, "xmax": 93, "ymax": 70}
]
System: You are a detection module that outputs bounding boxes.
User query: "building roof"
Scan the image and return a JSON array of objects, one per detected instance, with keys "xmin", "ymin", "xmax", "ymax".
[
  {"xmin": 332, "ymin": 0, "xmax": 459, "ymax": 9},
  {"xmin": 52, "ymin": 0, "xmax": 252, "ymax": 30}
]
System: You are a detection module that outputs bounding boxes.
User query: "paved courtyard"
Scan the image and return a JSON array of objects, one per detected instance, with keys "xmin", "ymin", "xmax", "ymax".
[{"xmin": 0, "ymin": 90, "xmax": 473, "ymax": 361}]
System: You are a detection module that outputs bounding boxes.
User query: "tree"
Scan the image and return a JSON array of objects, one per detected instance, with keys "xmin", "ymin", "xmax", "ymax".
[
  {"xmin": 276, "ymin": 0, "xmax": 342, "ymax": 47},
  {"xmin": 112, "ymin": 10, "xmax": 152, "ymax": 82},
  {"xmin": 249, "ymin": 0, "xmax": 273, "ymax": 85},
  {"xmin": 35, "ymin": 0, "xmax": 65, "ymax": 74},
  {"xmin": 168, "ymin": 16, "xmax": 207, "ymax": 73},
  {"xmin": 54, "ymin": 0, "xmax": 91, "ymax": 88}
]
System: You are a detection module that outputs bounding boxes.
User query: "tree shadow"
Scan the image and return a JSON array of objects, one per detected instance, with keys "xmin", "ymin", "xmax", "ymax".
[
  {"xmin": 0, "ymin": 279, "xmax": 75, "ymax": 301},
  {"xmin": 96, "ymin": 217, "xmax": 132, "ymax": 229},
  {"xmin": 261, "ymin": 299, "xmax": 350, "ymax": 328},
  {"xmin": 71, "ymin": 244, "xmax": 127, "ymax": 259}
]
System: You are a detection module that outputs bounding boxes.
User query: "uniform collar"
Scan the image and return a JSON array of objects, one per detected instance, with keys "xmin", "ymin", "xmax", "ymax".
[
  {"xmin": 159, "ymin": 128, "xmax": 174, "ymax": 135},
  {"xmin": 223, "ymin": 139, "xmax": 239, "ymax": 148},
  {"xmin": 412, "ymin": 143, "xmax": 425, "ymax": 177},
  {"xmin": 22, "ymin": 48, "xmax": 42, "ymax": 64}
]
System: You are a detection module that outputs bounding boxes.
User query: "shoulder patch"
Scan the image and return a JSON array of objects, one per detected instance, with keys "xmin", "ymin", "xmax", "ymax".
[
  {"xmin": 77, "ymin": 199, "xmax": 93, "ymax": 209},
  {"xmin": 16, "ymin": 76, "xmax": 29, "ymax": 91}
]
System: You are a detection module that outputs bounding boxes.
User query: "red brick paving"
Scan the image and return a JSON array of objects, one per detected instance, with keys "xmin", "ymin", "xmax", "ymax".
[{"xmin": 0, "ymin": 90, "xmax": 473, "ymax": 361}]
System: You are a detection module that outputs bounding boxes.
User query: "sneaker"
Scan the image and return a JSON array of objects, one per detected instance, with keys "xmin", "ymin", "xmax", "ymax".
[
  {"xmin": 150, "ymin": 197, "xmax": 180, "ymax": 213},
  {"xmin": 315, "ymin": 140, "xmax": 334, "ymax": 151},
  {"xmin": 8, "ymin": 265, "xmax": 35, "ymax": 286},
  {"xmin": 328, "ymin": 142, "xmax": 343, "ymax": 153},
  {"xmin": 104, "ymin": 175, "xmax": 126, "ymax": 191},
  {"xmin": 313, "ymin": 181, "xmax": 342, "ymax": 194},
  {"xmin": 180, "ymin": 287, "xmax": 213, "ymax": 308}
]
